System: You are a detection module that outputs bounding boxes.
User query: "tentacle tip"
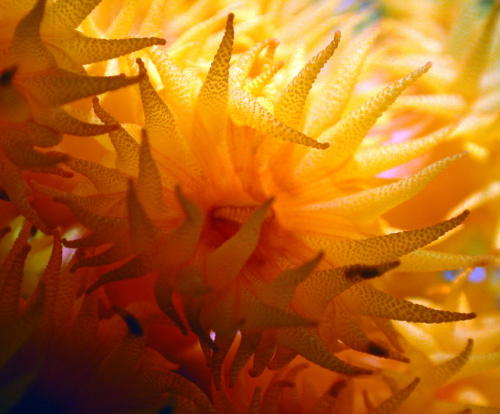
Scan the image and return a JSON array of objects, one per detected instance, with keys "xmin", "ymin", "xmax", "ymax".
[
  {"xmin": 141, "ymin": 127, "xmax": 149, "ymax": 141},
  {"xmin": 316, "ymin": 250, "xmax": 325, "ymax": 261},
  {"xmin": 353, "ymin": 368, "xmax": 372, "ymax": 376},
  {"xmin": 154, "ymin": 37, "xmax": 167, "ymax": 46},
  {"xmin": 269, "ymin": 38, "xmax": 279, "ymax": 48},
  {"xmin": 367, "ymin": 342, "xmax": 389, "ymax": 358},
  {"xmin": 264, "ymin": 196, "xmax": 276, "ymax": 207},
  {"xmin": 136, "ymin": 57, "xmax": 146, "ymax": 74},
  {"xmin": 328, "ymin": 379, "xmax": 347, "ymax": 396},
  {"xmin": 401, "ymin": 377, "xmax": 421, "ymax": 393},
  {"xmin": 464, "ymin": 312, "xmax": 476, "ymax": 320},
  {"xmin": 389, "ymin": 260, "xmax": 401, "ymax": 269}
]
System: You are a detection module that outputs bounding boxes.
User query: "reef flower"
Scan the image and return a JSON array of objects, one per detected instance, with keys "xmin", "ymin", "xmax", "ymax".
[{"xmin": 0, "ymin": 1, "xmax": 498, "ymax": 413}]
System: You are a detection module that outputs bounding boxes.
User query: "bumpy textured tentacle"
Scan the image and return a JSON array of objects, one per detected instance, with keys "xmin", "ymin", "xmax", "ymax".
[
  {"xmin": 347, "ymin": 125, "xmax": 455, "ymax": 179},
  {"xmin": 368, "ymin": 378, "xmax": 420, "ymax": 414},
  {"xmin": 58, "ymin": 34, "xmax": 165, "ymax": 66},
  {"xmin": 398, "ymin": 340, "xmax": 474, "ymax": 413},
  {"xmin": 275, "ymin": 31, "xmax": 340, "ymax": 130},
  {"xmin": 297, "ymin": 62, "xmax": 431, "ymax": 177},
  {"xmin": 398, "ymin": 249, "xmax": 494, "ymax": 272},
  {"xmin": 92, "ymin": 97, "xmax": 140, "ymax": 174},
  {"xmin": 230, "ymin": 88, "xmax": 329, "ymax": 149},
  {"xmin": 255, "ymin": 252, "xmax": 323, "ymax": 309},
  {"xmin": 344, "ymin": 283, "xmax": 475, "ymax": 323},
  {"xmin": 293, "ymin": 261, "xmax": 399, "ymax": 320},
  {"xmin": 195, "ymin": 13, "xmax": 234, "ymax": 136},
  {"xmin": 35, "ymin": 107, "xmax": 118, "ymax": 136},
  {"xmin": 205, "ymin": 198, "xmax": 272, "ymax": 290},
  {"xmin": 65, "ymin": 156, "xmax": 128, "ymax": 193},
  {"xmin": 300, "ymin": 211, "xmax": 469, "ymax": 265},
  {"xmin": 305, "ymin": 28, "xmax": 378, "ymax": 137},
  {"xmin": 137, "ymin": 129, "xmax": 169, "ymax": 218},
  {"xmin": 310, "ymin": 153, "xmax": 464, "ymax": 221},
  {"xmin": 44, "ymin": 0, "xmax": 101, "ymax": 32},
  {"xmin": 276, "ymin": 327, "xmax": 371, "ymax": 375},
  {"xmin": 452, "ymin": 3, "xmax": 499, "ymax": 100},
  {"xmin": 21, "ymin": 68, "xmax": 141, "ymax": 107},
  {"xmin": 0, "ymin": 155, "xmax": 51, "ymax": 233}
]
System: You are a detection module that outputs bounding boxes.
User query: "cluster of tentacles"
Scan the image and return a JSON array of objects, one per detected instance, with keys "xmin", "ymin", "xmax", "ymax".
[
  {"xmin": 366, "ymin": 0, "xmax": 499, "ymax": 248},
  {"xmin": 0, "ymin": 223, "xmax": 216, "ymax": 414},
  {"xmin": 0, "ymin": 0, "xmax": 165, "ymax": 231},
  {"xmin": 0, "ymin": 0, "xmax": 499, "ymax": 413}
]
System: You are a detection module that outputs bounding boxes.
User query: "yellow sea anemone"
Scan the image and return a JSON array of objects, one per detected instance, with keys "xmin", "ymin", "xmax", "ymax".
[{"xmin": 0, "ymin": 0, "xmax": 498, "ymax": 413}]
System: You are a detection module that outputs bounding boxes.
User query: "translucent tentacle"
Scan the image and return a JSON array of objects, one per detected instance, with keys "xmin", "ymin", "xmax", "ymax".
[
  {"xmin": 312, "ymin": 153, "xmax": 464, "ymax": 221},
  {"xmin": 300, "ymin": 211, "xmax": 469, "ymax": 266},
  {"xmin": 368, "ymin": 378, "xmax": 420, "ymax": 414},
  {"xmin": 345, "ymin": 284, "xmax": 475, "ymax": 323},
  {"xmin": 304, "ymin": 27, "xmax": 379, "ymax": 137},
  {"xmin": 60, "ymin": 33, "xmax": 165, "ymax": 66},
  {"xmin": 205, "ymin": 199, "xmax": 272, "ymax": 290},
  {"xmin": 294, "ymin": 261, "xmax": 399, "ymax": 320},
  {"xmin": 195, "ymin": 14, "xmax": 234, "ymax": 135},
  {"xmin": 275, "ymin": 32, "xmax": 340, "ymax": 130},
  {"xmin": 298, "ymin": 62, "xmax": 431, "ymax": 176},
  {"xmin": 276, "ymin": 327, "xmax": 371, "ymax": 375}
]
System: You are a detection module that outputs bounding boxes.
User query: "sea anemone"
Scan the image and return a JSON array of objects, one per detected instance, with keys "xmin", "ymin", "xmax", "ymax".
[{"xmin": 0, "ymin": 0, "xmax": 498, "ymax": 413}]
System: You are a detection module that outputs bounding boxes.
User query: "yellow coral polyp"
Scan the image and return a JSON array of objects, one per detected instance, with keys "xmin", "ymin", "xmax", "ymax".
[{"xmin": 0, "ymin": 0, "xmax": 499, "ymax": 413}]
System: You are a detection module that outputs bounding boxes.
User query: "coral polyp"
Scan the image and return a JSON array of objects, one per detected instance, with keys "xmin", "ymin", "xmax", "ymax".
[{"xmin": 0, "ymin": 0, "xmax": 498, "ymax": 413}]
